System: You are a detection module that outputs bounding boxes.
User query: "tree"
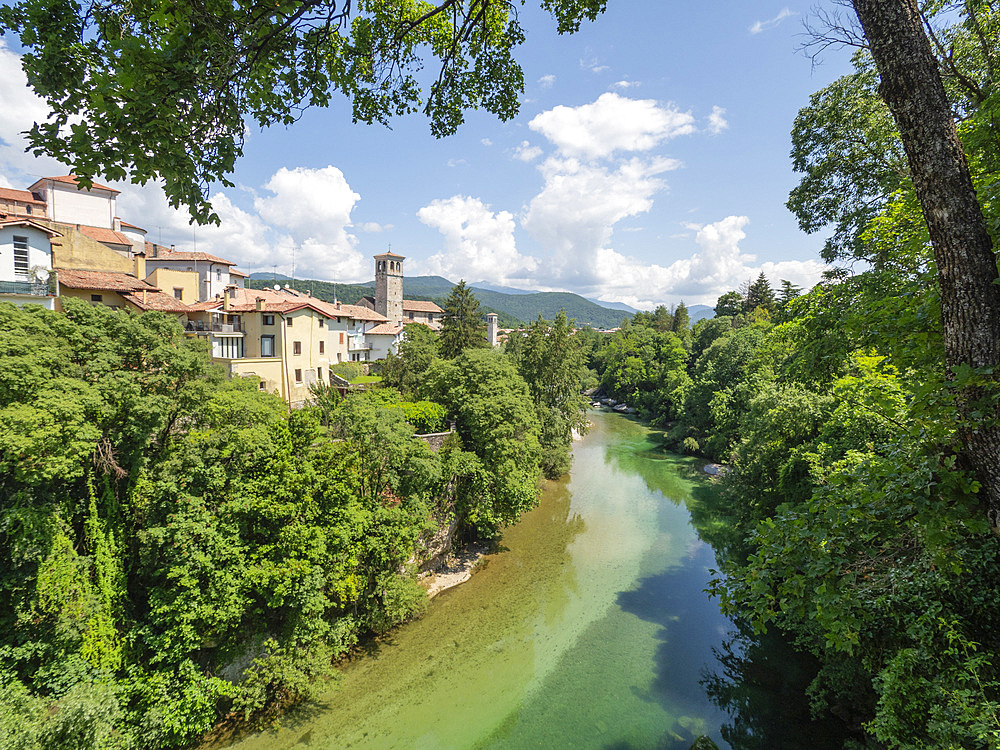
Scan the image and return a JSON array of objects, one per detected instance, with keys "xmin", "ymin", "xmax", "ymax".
[
  {"xmin": 671, "ymin": 301, "xmax": 690, "ymax": 336},
  {"xmin": 380, "ymin": 323, "xmax": 439, "ymax": 398},
  {"xmin": 438, "ymin": 280, "xmax": 487, "ymax": 359},
  {"xmin": 0, "ymin": 0, "xmax": 606, "ymax": 223},
  {"xmin": 714, "ymin": 291, "xmax": 743, "ymax": 318},
  {"xmin": 848, "ymin": 0, "xmax": 1000, "ymax": 535},
  {"xmin": 744, "ymin": 272, "xmax": 776, "ymax": 314}
]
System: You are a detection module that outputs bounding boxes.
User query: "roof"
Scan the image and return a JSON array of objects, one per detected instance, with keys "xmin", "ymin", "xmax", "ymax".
[
  {"xmin": 365, "ymin": 323, "xmax": 404, "ymax": 336},
  {"xmin": 118, "ymin": 219, "xmax": 146, "ymax": 232},
  {"xmin": 0, "ymin": 218, "xmax": 62, "ymax": 237},
  {"xmin": 374, "ymin": 250, "xmax": 405, "ymax": 259},
  {"xmin": 30, "ymin": 175, "xmax": 120, "ymax": 194},
  {"xmin": 403, "ymin": 299, "xmax": 443, "ymax": 313},
  {"xmin": 58, "ymin": 268, "xmax": 154, "ymax": 293},
  {"xmin": 121, "ymin": 290, "xmax": 190, "ymax": 313},
  {"xmin": 228, "ymin": 268, "xmax": 248, "ymax": 277},
  {"xmin": 145, "ymin": 242, "xmax": 235, "ymax": 266},
  {"xmin": 0, "ymin": 187, "xmax": 45, "ymax": 205},
  {"xmin": 198, "ymin": 286, "xmax": 389, "ymax": 322},
  {"xmin": 78, "ymin": 225, "xmax": 133, "ymax": 246}
]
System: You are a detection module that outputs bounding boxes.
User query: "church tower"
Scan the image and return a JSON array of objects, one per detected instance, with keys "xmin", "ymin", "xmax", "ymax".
[{"xmin": 374, "ymin": 250, "xmax": 404, "ymax": 325}]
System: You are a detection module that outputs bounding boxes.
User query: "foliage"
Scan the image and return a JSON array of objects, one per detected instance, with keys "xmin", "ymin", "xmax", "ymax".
[
  {"xmin": 0, "ymin": 0, "xmax": 607, "ymax": 223},
  {"xmin": 438, "ymin": 280, "xmax": 488, "ymax": 359},
  {"xmin": 0, "ymin": 300, "xmax": 469, "ymax": 746},
  {"xmin": 380, "ymin": 323, "xmax": 440, "ymax": 398},
  {"xmin": 424, "ymin": 348, "xmax": 542, "ymax": 535}
]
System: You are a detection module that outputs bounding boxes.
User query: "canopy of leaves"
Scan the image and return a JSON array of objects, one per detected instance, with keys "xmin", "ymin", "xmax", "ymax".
[{"xmin": 0, "ymin": 0, "xmax": 606, "ymax": 223}]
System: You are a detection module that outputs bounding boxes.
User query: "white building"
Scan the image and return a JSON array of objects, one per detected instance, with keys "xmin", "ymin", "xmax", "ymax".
[
  {"xmin": 0, "ymin": 218, "xmax": 61, "ymax": 309},
  {"xmin": 28, "ymin": 175, "xmax": 119, "ymax": 229},
  {"xmin": 144, "ymin": 243, "xmax": 238, "ymax": 302}
]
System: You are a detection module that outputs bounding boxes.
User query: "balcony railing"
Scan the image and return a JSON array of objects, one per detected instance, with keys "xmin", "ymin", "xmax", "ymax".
[
  {"xmin": 0, "ymin": 280, "xmax": 51, "ymax": 296},
  {"xmin": 186, "ymin": 321, "xmax": 243, "ymax": 333}
]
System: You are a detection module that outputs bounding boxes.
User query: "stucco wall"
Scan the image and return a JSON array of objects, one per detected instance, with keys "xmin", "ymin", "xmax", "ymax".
[
  {"xmin": 59, "ymin": 287, "xmax": 130, "ymax": 309},
  {"xmin": 43, "ymin": 182, "xmax": 116, "ymax": 229},
  {"xmin": 0, "ymin": 225, "xmax": 52, "ymax": 282},
  {"xmin": 51, "ymin": 226, "xmax": 133, "ymax": 273},
  {"xmin": 146, "ymin": 268, "xmax": 199, "ymax": 304}
]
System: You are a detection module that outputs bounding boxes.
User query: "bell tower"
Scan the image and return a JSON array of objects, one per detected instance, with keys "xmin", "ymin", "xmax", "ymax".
[{"xmin": 374, "ymin": 250, "xmax": 404, "ymax": 325}]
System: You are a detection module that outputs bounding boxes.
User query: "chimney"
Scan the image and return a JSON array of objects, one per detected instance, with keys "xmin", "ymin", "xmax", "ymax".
[
  {"xmin": 305, "ymin": 289, "xmax": 311, "ymax": 297},
  {"xmin": 142, "ymin": 288, "xmax": 147, "ymax": 305},
  {"xmin": 336, "ymin": 301, "xmax": 342, "ymax": 310},
  {"xmin": 223, "ymin": 291, "xmax": 230, "ymax": 311},
  {"xmin": 133, "ymin": 251, "xmax": 146, "ymax": 280},
  {"xmin": 256, "ymin": 297, "xmax": 265, "ymax": 312},
  {"xmin": 113, "ymin": 216, "xmax": 121, "ymax": 231}
]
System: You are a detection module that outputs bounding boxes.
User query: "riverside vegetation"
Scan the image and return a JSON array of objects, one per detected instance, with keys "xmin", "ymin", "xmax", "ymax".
[{"xmin": 0, "ymin": 284, "xmax": 588, "ymax": 749}]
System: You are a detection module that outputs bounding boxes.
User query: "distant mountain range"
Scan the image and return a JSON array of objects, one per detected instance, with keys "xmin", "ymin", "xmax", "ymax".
[{"xmin": 247, "ymin": 272, "xmax": 715, "ymax": 327}]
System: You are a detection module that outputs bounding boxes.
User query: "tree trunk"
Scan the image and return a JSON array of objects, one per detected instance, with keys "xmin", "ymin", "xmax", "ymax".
[{"xmin": 852, "ymin": 0, "xmax": 1000, "ymax": 535}]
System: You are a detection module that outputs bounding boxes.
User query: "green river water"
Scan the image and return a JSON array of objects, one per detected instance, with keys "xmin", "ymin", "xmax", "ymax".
[{"xmin": 221, "ymin": 411, "xmax": 844, "ymax": 750}]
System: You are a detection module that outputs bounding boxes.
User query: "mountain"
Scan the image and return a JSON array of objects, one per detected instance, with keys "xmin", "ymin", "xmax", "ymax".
[
  {"xmin": 688, "ymin": 304, "xmax": 714, "ymax": 323},
  {"xmin": 586, "ymin": 297, "xmax": 639, "ymax": 314},
  {"xmin": 246, "ymin": 275, "xmax": 632, "ymax": 328}
]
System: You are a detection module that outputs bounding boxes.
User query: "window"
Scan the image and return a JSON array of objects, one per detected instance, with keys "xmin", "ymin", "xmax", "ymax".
[
  {"xmin": 294, "ymin": 368, "xmax": 302, "ymax": 383},
  {"xmin": 25, "ymin": 206, "xmax": 31, "ymax": 215},
  {"xmin": 286, "ymin": 317, "xmax": 293, "ymax": 327},
  {"xmin": 339, "ymin": 332, "xmax": 344, "ymax": 344},
  {"xmin": 91, "ymin": 294, "xmax": 103, "ymax": 303},
  {"xmin": 262, "ymin": 314, "xmax": 274, "ymax": 326},
  {"xmin": 318, "ymin": 318, "xmax": 325, "ymax": 328},
  {"xmin": 261, "ymin": 335, "xmax": 275, "ymax": 357},
  {"xmin": 13, "ymin": 235, "xmax": 29, "ymax": 277},
  {"xmin": 317, "ymin": 367, "xmax": 323, "ymax": 381},
  {"xmin": 293, "ymin": 341, "xmax": 302, "ymax": 355},
  {"xmin": 173, "ymin": 288, "xmax": 183, "ymax": 300},
  {"xmin": 258, "ymin": 380, "xmax": 266, "ymax": 390},
  {"xmin": 319, "ymin": 341, "xmax": 325, "ymax": 354},
  {"xmin": 215, "ymin": 267, "xmax": 221, "ymax": 281}
]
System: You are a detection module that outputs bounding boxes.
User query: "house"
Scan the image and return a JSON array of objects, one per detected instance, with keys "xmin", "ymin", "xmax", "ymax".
[
  {"xmin": 0, "ymin": 217, "xmax": 61, "ymax": 310},
  {"xmin": 57, "ymin": 254, "xmax": 190, "ymax": 321},
  {"xmin": 144, "ymin": 243, "xmax": 240, "ymax": 302}
]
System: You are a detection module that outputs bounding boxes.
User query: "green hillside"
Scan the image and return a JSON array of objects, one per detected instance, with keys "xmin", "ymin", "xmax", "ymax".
[{"xmin": 248, "ymin": 275, "xmax": 632, "ymax": 328}]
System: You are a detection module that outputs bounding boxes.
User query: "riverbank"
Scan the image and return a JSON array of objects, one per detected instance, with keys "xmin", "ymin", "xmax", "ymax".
[{"xmin": 420, "ymin": 540, "xmax": 490, "ymax": 598}]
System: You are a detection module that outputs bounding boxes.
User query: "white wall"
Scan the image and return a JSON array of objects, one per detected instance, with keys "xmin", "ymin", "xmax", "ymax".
[
  {"xmin": 367, "ymin": 333, "xmax": 401, "ymax": 360},
  {"xmin": 0, "ymin": 225, "xmax": 52, "ymax": 282},
  {"xmin": 43, "ymin": 182, "xmax": 116, "ymax": 229},
  {"xmin": 120, "ymin": 226, "xmax": 146, "ymax": 256}
]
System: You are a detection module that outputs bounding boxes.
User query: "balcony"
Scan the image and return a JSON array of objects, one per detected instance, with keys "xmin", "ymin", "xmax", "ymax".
[
  {"xmin": 0, "ymin": 280, "xmax": 52, "ymax": 297},
  {"xmin": 186, "ymin": 320, "xmax": 243, "ymax": 334}
]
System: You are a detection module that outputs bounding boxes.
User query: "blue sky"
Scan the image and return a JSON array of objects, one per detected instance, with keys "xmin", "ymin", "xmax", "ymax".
[{"xmin": 0, "ymin": 3, "xmax": 857, "ymax": 308}]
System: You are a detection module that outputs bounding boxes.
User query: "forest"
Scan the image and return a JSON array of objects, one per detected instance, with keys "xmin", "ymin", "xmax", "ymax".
[
  {"xmin": 582, "ymin": 4, "xmax": 1000, "ymax": 742},
  {"xmin": 0, "ymin": 287, "xmax": 587, "ymax": 749}
]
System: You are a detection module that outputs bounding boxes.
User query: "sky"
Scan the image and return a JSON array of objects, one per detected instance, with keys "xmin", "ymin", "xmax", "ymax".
[{"xmin": 0, "ymin": 3, "xmax": 858, "ymax": 309}]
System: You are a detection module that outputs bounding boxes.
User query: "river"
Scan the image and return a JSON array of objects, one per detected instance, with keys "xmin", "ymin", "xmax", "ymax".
[{"xmin": 219, "ymin": 411, "xmax": 845, "ymax": 750}]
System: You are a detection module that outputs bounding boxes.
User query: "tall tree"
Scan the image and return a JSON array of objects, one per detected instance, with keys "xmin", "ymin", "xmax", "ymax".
[
  {"xmin": 744, "ymin": 272, "xmax": 776, "ymax": 314},
  {"xmin": 714, "ymin": 291, "xmax": 743, "ymax": 318},
  {"xmin": 438, "ymin": 280, "xmax": 487, "ymax": 359},
  {"xmin": 0, "ymin": 0, "xmax": 606, "ymax": 223},
  {"xmin": 851, "ymin": 0, "xmax": 1000, "ymax": 534},
  {"xmin": 671, "ymin": 301, "xmax": 690, "ymax": 335}
]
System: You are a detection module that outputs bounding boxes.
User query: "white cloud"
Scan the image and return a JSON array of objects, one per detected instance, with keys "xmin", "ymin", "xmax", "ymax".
[
  {"xmin": 528, "ymin": 93, "xmax": 695, "ymax": 160},
  {"xmin": 0, "ymin": 40, "xmax": 68, "ymax": 179},
  {"xmin": 707, "ymin": 105, "xmax": 729, "ymax": 134},
  {"xmin": 513, "ymin": 141, "xmax": 543, "ymax": 162},
  {"xmin": 417, "ymin": 195, "xmax": 538, "ymax": 284},
  {"xmin": 538, "ymin": 74, "xmax": 556, "ymax": 89},
  {"xmin": 750, "ymin": 8, "xmax": 795, "ymax": 34},
  {"xmin": 359, "ymin": 221, "xmax": 387, "ymax": 233},
  {"xmin": 523, "ymin": 155, "xmax": 681, "ymax": 285},
  {"xmin": 612, "ymin": 80, "xmax": 638, "ymax": 89},
  {"xmin": 481, "ymin": 138, "xmax": 493, "ymax": 147},
  {"xmin": 447, "ymin": 158, "xmax": 468, "ymax": 168}
]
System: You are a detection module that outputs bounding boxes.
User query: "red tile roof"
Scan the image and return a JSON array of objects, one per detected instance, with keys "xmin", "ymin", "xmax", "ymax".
[
  {"xmin": 58, "ymin": 268, "xmax": 154, "ymax": 292},
  {"xmin": 403, "ymin": 299, "xmax": 444, "ymax": 313},
  {"xmin": 118, "ymin": 219, "xmax": 146, "ymax": 232},
  {"xmin": 145, "ymin": 242, "xmax": 235, "ymax": 265},
  {"xmin": 374, "ymin": 250, "xmax": 405, "ymax": 259},
  {"xmin": 228, "ymin": 268, "xmax": 248, "ymax": 277},
  {"xmin": 365, "ymin": 323, "xmax": 404, "ymax": 336},
  {"xmin": 121, "ymin": 290, "xmax": 191, "ymax": 313},
  {"xmin": 31, "ymin": 175, "xmax": 120, "ymax": 194},
  {"xmin": 78, "ymin": 225, "xmax": 133, "ymax": 246},
  {"xmin": 198, "ymin": 287, "xmax": 388, "ymax": 322},
  {"xmin": 0, "ymin": 187, "xmax": 45, "ymax": 205}
]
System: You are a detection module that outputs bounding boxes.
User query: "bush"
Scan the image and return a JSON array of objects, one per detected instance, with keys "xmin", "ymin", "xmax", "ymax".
[
  {"xmin": 397, "ymin": 401, "xmax": 448, "ymax": 433},
  {"xmin": 330, "ymin": 362, "xmax": 364, "ymax": 381},
  {"xmin": 681, "ymin": 437, "xmax": 700, "ymax": 455}
]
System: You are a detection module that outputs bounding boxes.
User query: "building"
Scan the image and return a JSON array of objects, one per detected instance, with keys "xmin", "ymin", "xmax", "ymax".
[
  {"xmin": 0, "ymin": 217, "xmax": 61, "ymax": 309},
  {"xmin": 358, "ymin": 252, "xmax": 444, "ymax": 329},
  {"xmin": 144, "ymin": 243, "xmax": 240, "ymax": 302}
]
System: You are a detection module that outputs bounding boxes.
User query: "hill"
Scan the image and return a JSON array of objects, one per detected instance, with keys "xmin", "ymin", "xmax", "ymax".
[{"xmin": 247, "ymin": 275, "xmax": 633, "ymax": 328}]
